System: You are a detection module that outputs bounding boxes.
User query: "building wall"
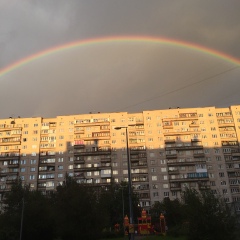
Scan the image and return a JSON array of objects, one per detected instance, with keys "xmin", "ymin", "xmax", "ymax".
[{"xmin": 0, "ymin": 105, "xmax": 240, "ymax": 210}]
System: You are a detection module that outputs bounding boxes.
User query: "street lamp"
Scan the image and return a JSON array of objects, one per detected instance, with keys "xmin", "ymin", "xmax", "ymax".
[{"xmin": 114, "ymin": 126, "xmax": 134, "ymax": 239}]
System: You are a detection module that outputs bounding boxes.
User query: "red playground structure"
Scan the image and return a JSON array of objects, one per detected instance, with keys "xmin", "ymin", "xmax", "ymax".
[{"xmin": 137, "ymin": 209, "xmax": 153, "ymax": 235}]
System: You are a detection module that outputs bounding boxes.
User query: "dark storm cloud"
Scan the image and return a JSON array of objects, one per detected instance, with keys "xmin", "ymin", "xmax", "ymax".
[{"xmin": 0, "ymin": 0, "xmax": 240, "ymax": 117}]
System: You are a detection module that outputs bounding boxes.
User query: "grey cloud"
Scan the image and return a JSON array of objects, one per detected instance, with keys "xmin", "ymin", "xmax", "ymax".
[{"xmin": 0, "ymin": 0, "xmax": 240, "ymax": 118}]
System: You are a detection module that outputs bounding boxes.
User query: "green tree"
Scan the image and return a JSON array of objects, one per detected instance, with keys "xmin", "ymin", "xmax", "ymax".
[
  {"xmin": 0, "ymin": 178, "xmax": 54, "ymax": 240},
  {"xmin": 98, "ymin": 181, "xmax": 140, "ymax": 230},
  {"xmin": 53, "ymin": 175, "xmax": 106, "ymax": 240},
  {"xmin": 149, "ymin": 197, "xmax": 184, "ymax": 236},
  {"xmin": 182, "ymin": 188, "xmax": 237, "ymax": 240}
]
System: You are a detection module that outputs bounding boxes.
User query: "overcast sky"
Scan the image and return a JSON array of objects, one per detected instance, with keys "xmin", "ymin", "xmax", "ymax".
[{"xmin": 0, "ymin": 0, "xmax": 240, "ymax": 118}]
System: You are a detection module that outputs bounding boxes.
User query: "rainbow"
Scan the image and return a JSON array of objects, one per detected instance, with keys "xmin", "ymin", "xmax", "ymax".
[{"xmin": 1, "ymin": 36, "xmax": 240, "ymax": 78}]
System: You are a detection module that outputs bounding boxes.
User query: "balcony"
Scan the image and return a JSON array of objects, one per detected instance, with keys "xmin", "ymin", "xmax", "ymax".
[
  {"xmin": 170, "ymin": 184, "xmax": 181, "ymax": 190},
  {"xmin": 232, "ymin": 152, "xmax": 240, "ymax": 157},
  {"xmin": 74, "ymin": 144, "xmax": 85, "ymax": 149},
  {"xmin": 189, "ymin": 123, "xmax": 199, "ymax": 127},
  {"xmin": 163, "ymin": 125, "xmax": 173, "ymax": 129},
  {"xmin": 8, "ymin": 163, "xmax": 19, "ymax": 168},
  {"xmin": 74, "ymin": 159, "xmax": 85, "ymax": 164},
  {"xmin": 101, "ymin": 158, "xmax": 111, "ymax": 163},
  {"xmin": 193, "ymin": 153, "xmax": 205, "ymax": 158},
  {"xmin": 163, "ymin": 130, "xmax": 200, "ymax": 136},
  {"xmin": 164, "ymin": 139, "xmax": 176, "ymax": 143},
  {"xmin": 39, "ymin": 161, "xmax": 55, "ymax": 166},
  {"xmin": 166, "ymin": 145, "xmax": 203, "ymax": 151},
  {"xmin": 75, "ymin": 121, "xmax": 110, "ymax": 127},
  {"xmin": 163, "ymin": 114, "xmax": 198, "ymax": 121},
  {"xmin": 0, "ymin": 140, "xmax": 21, "ymax": 146},
  {"xmin": 169, "ymin": 177, "xmax": 208, "ymax": 182},
  {"xmin": 168, "ymin": 170, "xmax": 179, "ymax": 175},
  {"xmin": 198, "ymin": 185, "xmax": 211, "ymax": 190},
  {"xmin": 217, "ymin": 122, "xmax": 235, "ymax": 127},
  {"xmin": 0, "ymin": 151, "xmax": 20, "ymax": 158},
  {"xmin": 130, "ymin": 149, "xmax": 146, "ymax": 154},
  {"xmin": 167, "ymin": 159, "xmax": 205, "ymax": 166},
  {"xmin": 191, "ymin": 138, "xmax": 201, "ymax": 142},
  {"xmin": 74, "ymin": 150, "xmax": 111, "ymax": 156},
  {"xmin": 131, "ymin": 163, "xmax": 147, "ymax": 167},
  {"xmin": 38, "ymin": 167, "xmax": 55, "ymax": 172},
  {"xmin": 166, "ymin": 154, "xmax": 177, "ymax": 159}
]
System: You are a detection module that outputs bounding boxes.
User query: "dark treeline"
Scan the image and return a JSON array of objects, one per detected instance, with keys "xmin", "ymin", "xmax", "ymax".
[
  {"xmin": 0, "ymin": 177, "xmax": 239, "ymax": 240},
  {"xmin": 0, "ymin": 177, "xmax": 140, "ymax": 240}
]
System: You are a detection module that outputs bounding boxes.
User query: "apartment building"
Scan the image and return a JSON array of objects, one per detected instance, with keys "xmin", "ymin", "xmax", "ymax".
[{"xmin": 0, "ymin": 105, "xmax": 240, "ymax": 211}]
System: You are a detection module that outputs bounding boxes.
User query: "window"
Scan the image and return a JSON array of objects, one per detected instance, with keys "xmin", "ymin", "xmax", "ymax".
[
  {"xmin": 30, "ymin": 159, "xmax": 36, "ymax": 164},
  {"xmin": 218, "ymin": 165, "xmax": 223, "ymax": 169},
  {"xmin": 20, "ymin": 160, "xmax": 26, "ymax": 165},
  {"xmin": 219, "ymin": 172, "xmax": 225, "ymax": 177},
  {"xmin": 222, "ymin": 189, "xmax": 228, "ymax": 194},
  {"xmin": 149, "ymin": 153, "xmax": 155, "ymax": 157},
  {"xmin": 152, "ymin": 176, "xmax": 157, "ymax": 181},
  {"xmin": 20, "ymin": 168, "xmax": 25, "ymax": 172},
  {"xmin": 150, "ymin": 160, "xmax": 156, "ymax": 165},
  {"xmin": 68, "ymin": 165, "xmax": 73, "ymax": 170},
  {"xmin": 172, "ymin": 191, "xmax": 177, "ymax": 196},
  {"xmin": 210, "ymin": 181, "xmax": 215, "ymax": 186},
  {"xmin": 153, "ymin": 192, "xmax": 159, "ymax": 197},
  {"xmin": 29, "ymin": 175, "xmax": 35, "ymax": 180},
  {"xmin": 221, "ymin": 181, "xmax": 226, "ymax": 185},
  {"xmin": 151, "ymin": 168, "xmax": 156, "ymax": 173},
  {"xmin": 214, "ymin": 149, "xmax": 220, "ymax": 154},
  {"xmin": 164, "ymin": 192, "xmax": 169, "ymax": 197},
  {"xmin": 58, "ymin": 158, "xmax": 64, "ymax": 162},
  {"xmin": 58, "ymin": 165, "xmax": 63, "ymax": 170},
  {"xmin": 58, "ymin": 173, "xmax": 63, "ymax": 178},
  {"xmin": 30, "ymin": 167, "xmax": 36, "ymax": 172},
  {"xmin": 163, "ymin": 184, "xmax": 169, "ymax": 188},
  {"xmin": 161, "ymin": 168, "xmax": 167, "ymax": 172}
]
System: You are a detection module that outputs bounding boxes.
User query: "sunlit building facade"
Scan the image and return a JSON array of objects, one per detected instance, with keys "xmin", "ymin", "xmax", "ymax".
[{"xmin": 0, "ymin": 105, "xmax": 240, "ymax": 211}]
